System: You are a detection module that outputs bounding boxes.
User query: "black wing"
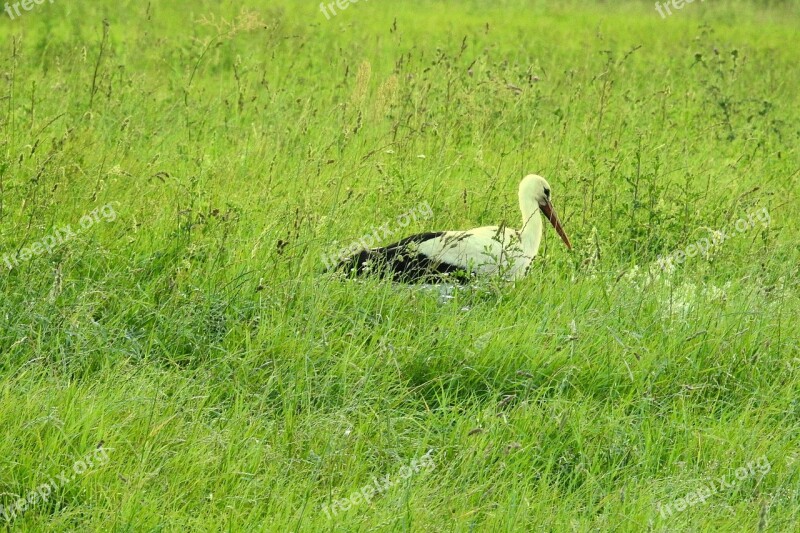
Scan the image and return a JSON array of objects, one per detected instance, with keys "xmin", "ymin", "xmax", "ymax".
[{"xmin": 332, "ymin": 232, "xmax": 473, "ymax": 283}]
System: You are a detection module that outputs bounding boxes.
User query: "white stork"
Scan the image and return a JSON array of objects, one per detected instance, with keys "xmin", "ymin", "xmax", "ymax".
[{"xmin": 332, "ymin": 174, "xmax": 572, "ymax": 283}]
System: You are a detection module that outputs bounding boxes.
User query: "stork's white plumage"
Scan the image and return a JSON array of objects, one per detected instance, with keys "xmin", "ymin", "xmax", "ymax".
[{"xmin": 333, "ymin": 174, "xmax": 572, "ymax": 283}]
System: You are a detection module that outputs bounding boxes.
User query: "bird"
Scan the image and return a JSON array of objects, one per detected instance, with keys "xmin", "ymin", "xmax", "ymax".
[{"xmin": 331, "ymin": 174, "xmax": 572, "ymax": 283}]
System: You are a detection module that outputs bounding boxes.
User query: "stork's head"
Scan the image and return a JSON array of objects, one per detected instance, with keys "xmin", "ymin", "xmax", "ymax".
[{"xmin": 519, "ymin": 174, "xmax": 572, "ymax": 250}]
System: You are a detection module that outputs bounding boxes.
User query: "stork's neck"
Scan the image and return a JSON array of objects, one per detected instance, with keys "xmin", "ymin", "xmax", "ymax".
[{"xmin": 518, "ymin": 193, "xmax": 543, "ymax": 258}]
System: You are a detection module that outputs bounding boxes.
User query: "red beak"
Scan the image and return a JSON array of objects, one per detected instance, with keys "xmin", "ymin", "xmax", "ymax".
[{"xmin": 540, "ymin": 201, "xmax": 572, "ymax": 250}]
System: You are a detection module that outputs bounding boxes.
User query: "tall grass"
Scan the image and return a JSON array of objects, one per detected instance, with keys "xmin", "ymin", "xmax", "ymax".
[{"xmin": 1, "ymin": 0, "xmax": 798, "ymax": 530}]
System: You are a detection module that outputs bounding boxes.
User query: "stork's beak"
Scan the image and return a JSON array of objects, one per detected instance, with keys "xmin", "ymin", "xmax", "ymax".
[{"xmin": 540, "ymin": 201, "xmax": 572, "ymax": 250}]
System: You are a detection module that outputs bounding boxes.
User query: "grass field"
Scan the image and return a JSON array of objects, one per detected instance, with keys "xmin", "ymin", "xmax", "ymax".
[{"xmin": 1, "ymin": 0, "xmax": 799, "ymax": 530}]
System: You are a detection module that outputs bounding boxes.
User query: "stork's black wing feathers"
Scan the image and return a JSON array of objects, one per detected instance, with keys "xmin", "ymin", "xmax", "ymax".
[{"xmin": 331, "ymin": 231, "xmax": 473, "ymax": 283}]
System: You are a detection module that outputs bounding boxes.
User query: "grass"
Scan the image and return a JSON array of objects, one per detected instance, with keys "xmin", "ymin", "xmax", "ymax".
[{"xmin": 1, "ymin": 0, "xmax": 799, "ymax": 530}]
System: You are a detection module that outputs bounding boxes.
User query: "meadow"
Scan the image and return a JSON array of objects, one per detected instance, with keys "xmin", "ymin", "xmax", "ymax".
[{"xmin": 1, "ymin": 0, "xmax": 799, "ymax": 530}]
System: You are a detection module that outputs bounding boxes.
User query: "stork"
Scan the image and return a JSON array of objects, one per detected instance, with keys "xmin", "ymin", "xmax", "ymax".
[{"xmin": 332, "ymin": 174, "xmax": 572, "ymax": 283}]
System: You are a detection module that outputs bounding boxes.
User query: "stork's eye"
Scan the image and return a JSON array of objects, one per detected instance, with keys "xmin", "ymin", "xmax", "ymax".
[{"xmin": 544, "ymin": 188, "xmax": 550, "ymax": 198}]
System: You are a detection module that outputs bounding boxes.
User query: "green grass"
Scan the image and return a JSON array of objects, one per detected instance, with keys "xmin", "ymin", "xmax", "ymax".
[{"xmin": 1, "ymin": 0, "xmax": 799, "ymax": 531}]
